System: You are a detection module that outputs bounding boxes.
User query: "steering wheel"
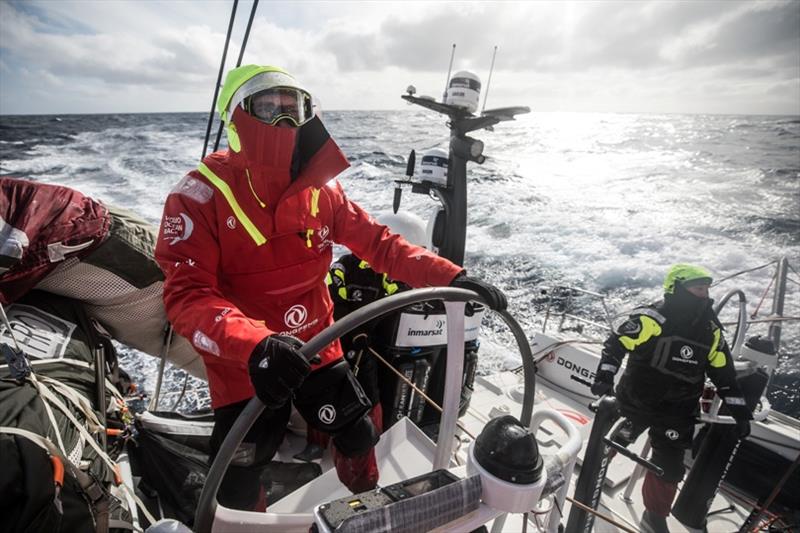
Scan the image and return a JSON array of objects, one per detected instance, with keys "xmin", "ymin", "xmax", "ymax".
[
  {"xmin": 713, "ymin": 289, "xmax": 747, "ymax": 355},
  {"xmin": 194, "ymin": 286, "xmax": 536, "ymax": 533}
]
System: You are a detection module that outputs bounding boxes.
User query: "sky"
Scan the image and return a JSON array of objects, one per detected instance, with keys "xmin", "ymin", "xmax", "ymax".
[{"xmin": 0, "ymin": 0, "xmax": 798, "ymax": 115}]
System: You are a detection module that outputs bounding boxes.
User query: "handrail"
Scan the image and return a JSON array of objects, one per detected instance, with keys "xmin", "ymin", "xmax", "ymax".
[{"xmin": 194, "ymin": 287, "xmax": 537, "ymax": 533}]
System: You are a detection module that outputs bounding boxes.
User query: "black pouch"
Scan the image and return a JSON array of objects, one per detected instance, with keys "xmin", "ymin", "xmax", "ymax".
[{"xmin": 294, "ymin": 360, "xmax": 372, "ymax": 434}]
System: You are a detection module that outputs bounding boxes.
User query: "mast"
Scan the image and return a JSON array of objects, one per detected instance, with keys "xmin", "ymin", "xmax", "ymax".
[{"xmin": 399, "ymin": 95, "xmax": 528, "ymax": 265}]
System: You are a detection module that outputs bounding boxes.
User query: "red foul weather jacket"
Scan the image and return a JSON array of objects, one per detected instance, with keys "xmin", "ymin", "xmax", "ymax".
[{"xmin": 155, "ymin": 111, "xmax": 462, "ymax": 408}]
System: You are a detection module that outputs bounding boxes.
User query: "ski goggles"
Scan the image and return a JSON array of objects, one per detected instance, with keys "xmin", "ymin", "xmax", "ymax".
[{"xmin": 244, "ymin": 87, "xmax": 314, "ymax": 127}]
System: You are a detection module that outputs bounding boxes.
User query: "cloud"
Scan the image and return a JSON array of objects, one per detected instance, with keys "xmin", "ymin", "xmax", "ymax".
[
  {"xmin": 319, "ymin": 1, "xmax": 798, "ymax": 75},
  {"xmin": 0, "ymin": 0, "xmax": 797, "ymax": 114}
]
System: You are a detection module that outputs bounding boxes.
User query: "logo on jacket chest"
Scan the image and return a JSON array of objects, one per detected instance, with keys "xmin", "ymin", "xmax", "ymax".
[
  {"xmin": 315, "ymin": 225, "xmax": 333, "ymax": 252},
  {"xmin": 671, "ymin": 344, "xmax": 699, "ymax": 365},
  {"xmin": 280, "ymin": 304, "xmax": 320, "ymax": 337},
  {"xmin": 284, "ymin": 304, "xmax": 308, "ymax": 328}
]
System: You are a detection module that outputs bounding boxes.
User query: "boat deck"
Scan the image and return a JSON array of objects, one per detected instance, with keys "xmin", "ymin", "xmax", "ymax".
[{"xmin": 463, "ymin": 370, "xmax": 760, "ymax": 532}]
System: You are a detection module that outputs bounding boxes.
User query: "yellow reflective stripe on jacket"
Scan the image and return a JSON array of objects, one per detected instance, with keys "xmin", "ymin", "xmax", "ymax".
[
  {"xmin": 331, "ymin": 268, "xmax": 346, "ymax": 299},
  {"xmin": 197, "ymin": 163, "xmax": 267, "ymax": 246},
  {"xmin": 708, "ymin": 328, "xmax": 726, "ymax": 368},
  {"xmin": 325, "ymin": 272, "xmax": 332, "ymax": 286},
  {"xmin": 305, "ymin": 229, "xmax": 314, "ymax": 248},
  {"xmin": 310, "ymin": 187, "xmax": 320, "ymax": 217},
  {"xmin": 382, "ymin": 274, "xmax": 399, "ymax": 295},
  {"xmin": 619, "ymin": 316, "xmax": 662, "ymax": 351},
  {"xmin": 358, "ymin": 260, "xmax": 371, "ymax": 270}
]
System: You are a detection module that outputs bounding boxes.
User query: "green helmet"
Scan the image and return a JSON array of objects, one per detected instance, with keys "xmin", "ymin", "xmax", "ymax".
[
  {"xmin": 216, "ymin": 64, "xmax": 306, "ymax": 123},
  {"xmin": 215, "ymin": 65, "xmax": 311, "ymax": 152},
  {"xmin": 663, "ymin": 264, "xmax": 713, "ymax": 294}
]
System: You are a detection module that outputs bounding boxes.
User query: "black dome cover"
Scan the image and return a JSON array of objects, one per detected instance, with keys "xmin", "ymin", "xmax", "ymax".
[{"xmin": 474, "ymin": 415, "xmax": 544, "ymax": 484}]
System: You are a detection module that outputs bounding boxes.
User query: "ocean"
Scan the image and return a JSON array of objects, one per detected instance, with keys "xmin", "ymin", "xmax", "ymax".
[{"xmin": 1, "ymin": 110, "xmax": 798, "ymax": 416}]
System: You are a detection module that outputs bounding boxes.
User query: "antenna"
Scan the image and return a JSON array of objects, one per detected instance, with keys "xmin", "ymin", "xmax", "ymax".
[
  {"xmin": 481, "ymin": 45, "xmax": 498, "ymax": 115},
  {"xmin": 442, "ymin": 43, "xmax": 456, "ymax": 103}
]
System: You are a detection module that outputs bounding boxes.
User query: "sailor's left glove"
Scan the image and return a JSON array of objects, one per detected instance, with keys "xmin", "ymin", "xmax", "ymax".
[{"xmin": 450, "ymin": 272, "xmax": 507, "ymax": 311}]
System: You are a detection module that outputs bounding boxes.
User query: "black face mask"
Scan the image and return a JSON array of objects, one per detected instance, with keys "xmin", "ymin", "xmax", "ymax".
[
  {"xmin": 663, "ymin": 284, "xmax": 713, "ymax": 326},
  {"xmin": 290, "ymin": 115, "xmax": 330, "ymax": 181}
]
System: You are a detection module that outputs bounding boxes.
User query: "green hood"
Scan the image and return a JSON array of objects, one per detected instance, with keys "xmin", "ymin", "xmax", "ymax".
[
  {"xmin": 216, "ymin": 65, "xmax": 297, "ymax": 123},
  {"xmin": 663, "ymin": 264, "xmax": 713, "ymax": 294}
]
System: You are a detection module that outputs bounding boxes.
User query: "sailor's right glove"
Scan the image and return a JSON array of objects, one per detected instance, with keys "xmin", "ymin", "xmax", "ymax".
[
  {"xmin": 248, "ymin": 335, "xmax": 311, "ymax": 409},
  {"xmin": 591, "ymin": 370, "xmax": 615, "ymax": 397},
  {"xmin": 450, "ymin": 272, "xmax": 508, "ymax": 311}
]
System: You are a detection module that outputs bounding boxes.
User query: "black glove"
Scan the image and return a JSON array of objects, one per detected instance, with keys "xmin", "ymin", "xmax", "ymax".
[
  {"xmin": 735, "ymin": 417, "xmax": 751, "ymax": 439},
  {"xmin": 247, "ymin": 335, "xmax": 311, "ymax": 409},
  {"xmin": 450, "ymin": 272, "xmax": 507, "ymax": 311},
  {"xmin": 591, "ymin": 370, "xmax": 615, "ymax": 397}
]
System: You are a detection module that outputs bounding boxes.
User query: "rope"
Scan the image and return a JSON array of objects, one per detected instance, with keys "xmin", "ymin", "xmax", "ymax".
[
  {"xmin": 366, "ymin": 345, "xmax": 476, "ymax": 440},
  {"xmin": 29, "ymin": 374, "xmax": 68, "ymax": 454},
  {"xmin": 720, "ymin": 316, "xmax": 800, "ymax": 326},
  {"xmin": 564, "ymin": 495, "xmax": 638, "ymax": 533},
  {"xmin": 0, "ymin": 426, "xmax": 157, "ymax": 529},
  {"xmin": 750, "ymin": 270, "xmax": 776, "ymax": 319},
  {"xmin": 712, "ymin": 261, "xmax": 777, "ymax": 286}
]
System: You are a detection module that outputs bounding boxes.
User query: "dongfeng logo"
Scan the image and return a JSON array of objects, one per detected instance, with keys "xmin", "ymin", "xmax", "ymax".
[
  {"xmin": 665, "ymin": 429, "xmax": 679, "ymax": 440},
  {"xmin": 318, "ymin": 404, "xmax": 336, "ymax": 425},
  {"xmin": 226, "ymin": 216, "xmax": 236, "ymax": 229},
  {"xmin": 680, "ymin": 345, "xmax": 694, "ymax": 359},
  {"xmin": 284, "ymin": 304, "xmax": 308, "ymax": 328},
  {"xmin": 319, "ymin": 225, "xmax": 330, "ymax": 240}
]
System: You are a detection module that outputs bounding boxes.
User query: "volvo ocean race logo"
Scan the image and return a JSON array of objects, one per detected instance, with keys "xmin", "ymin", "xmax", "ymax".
[
  {"xmin": 226, "ymin": 216, "xmax": 236, "ymax": 230},
  {"xmin": 163, "ymin": 213, "xmax": 194, "ymax": 245},
  {"xmin": 318, "ymin": 404, "xmax": 336, "ymax": 425}
]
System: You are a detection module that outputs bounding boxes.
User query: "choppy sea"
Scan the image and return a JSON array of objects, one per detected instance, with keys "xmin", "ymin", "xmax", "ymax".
[{"xmin": 1, "ymin": 110, "xmax": 798, "ymax": 416}]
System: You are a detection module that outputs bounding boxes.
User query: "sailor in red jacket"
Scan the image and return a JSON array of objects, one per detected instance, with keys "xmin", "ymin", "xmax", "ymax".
[{"xmin": 154, "ymin": 65, "xmax": 506, "ymax": 510}]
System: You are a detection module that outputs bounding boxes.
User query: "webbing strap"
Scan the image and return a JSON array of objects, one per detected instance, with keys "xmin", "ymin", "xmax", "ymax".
[
  {"xmin": 197, "ymin": 162, "xmax": 267, "ymax": 245},
  {"xmin": 0, "ymin": 426, "xmax": 157, "ymax": 529},
  {"xmin": 28, "ymin": 374, "xmax": 67, "ymax": 454},
  {"xmin": 0, "ymin": 426, "xmax": 60, "ymax": 454},
  {"xmin": 32, "ymin": 377, "xmax": 117, "ymax": 473}
]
